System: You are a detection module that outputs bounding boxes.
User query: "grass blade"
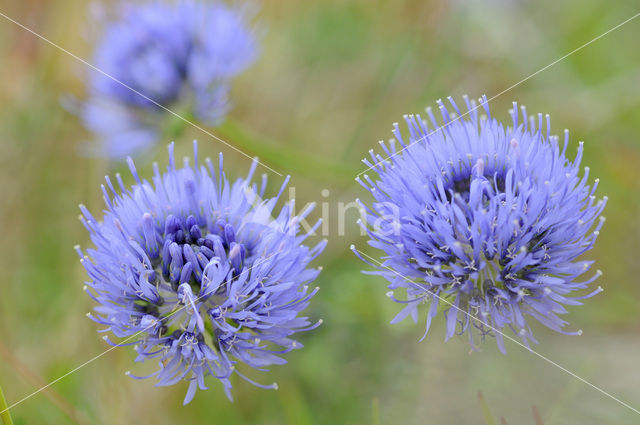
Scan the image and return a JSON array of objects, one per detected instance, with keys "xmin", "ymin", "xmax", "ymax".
[
  {"xmin": 0, "ymin": 382, "xmax": 14, "ymax": 425},
  {"xmin": 478, "ymin": 392, "xmax": 498, "ymax": 425}
]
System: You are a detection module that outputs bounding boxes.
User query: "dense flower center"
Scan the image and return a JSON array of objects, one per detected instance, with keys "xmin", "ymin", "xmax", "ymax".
[
  {"xmin": 155, "ymin": 214, "xmax": 246, "ymax": 292},
  {"xmin": 422, "ymin": 161, "xmax": 545, "ymax": 299},
  {"xmin": 442, "ymin": 155, "xmax": 508, "ymax": 203},
  {"xmin": 448, "ymin": 174, "xmax": 507, "ymax": 202}
]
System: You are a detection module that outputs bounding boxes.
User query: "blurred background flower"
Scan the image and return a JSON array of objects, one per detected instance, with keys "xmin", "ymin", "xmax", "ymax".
[
  {"xmin": 78, "ymin": 0, "xmax": 259, "ymax": 158},
  {"xmin": 355, "ymin": 96, "xmax": 605, "ymax": 352}
]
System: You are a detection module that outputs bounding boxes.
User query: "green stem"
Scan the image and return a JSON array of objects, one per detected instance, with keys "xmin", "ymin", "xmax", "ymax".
[{"xmin": 0, "ymin": 383, "xmax": 15, "ymax": 425}]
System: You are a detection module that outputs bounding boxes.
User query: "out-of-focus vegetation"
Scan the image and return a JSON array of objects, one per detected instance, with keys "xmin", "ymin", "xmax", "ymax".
[{"xmin": 0, "ymin": 0, "xmax": 639, "ymax": 424}]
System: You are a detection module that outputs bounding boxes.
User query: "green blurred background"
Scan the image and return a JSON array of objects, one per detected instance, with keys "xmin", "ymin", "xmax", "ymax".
[{"xmin": 1, "ymin": 0, "xmax": 639, "ymax": 423}]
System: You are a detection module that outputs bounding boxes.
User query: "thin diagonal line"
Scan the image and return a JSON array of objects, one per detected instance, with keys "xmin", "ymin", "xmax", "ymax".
[
  {"xmin": 0, "ymin": 10, "xmax": 284, "ymax": 177},
  {"xmin": 356, "ymin": 11, "xmax": 640, "ymax": 178},
  {"xmin": 0, "ymin": 247, "xmax": 299, "ymax": 415},
  {"xmin": 353, "ymin": 247, "xmax": 640, "ymax": 416},
  {"xmin": 0, "ymin": 342, "xmax": 88, "ymax": 424}
]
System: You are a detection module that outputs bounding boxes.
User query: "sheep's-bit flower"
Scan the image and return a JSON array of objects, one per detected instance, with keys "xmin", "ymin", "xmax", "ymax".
[
  {"xmin": 76, "ymin": 141, "xmax": 325, "ymax": 403},
  {"xmin": 354, "ymin": 96, "xmax": 606, "ymax": 352},
  {"xmin": 81, "ymin": 1, "xmax": 259, "ymax": 158}
]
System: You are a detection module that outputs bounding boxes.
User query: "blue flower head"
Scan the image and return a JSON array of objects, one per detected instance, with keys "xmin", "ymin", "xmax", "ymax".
[
  {"xmin": 81, "ymin": 1, "xmax": 259, "ymax": 158},
  {"xmin": 76, "ymin": 141, "xmax": 325, "ymax": 403},
  {"xmin": 354, "ymin": 96, "xmax": 606, "ymax": 352}
]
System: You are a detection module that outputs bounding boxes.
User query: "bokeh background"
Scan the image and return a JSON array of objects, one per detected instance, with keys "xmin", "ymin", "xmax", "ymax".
[{"xmin": 1, "ymin": 0, "xmax": 639, "ymax": 423}]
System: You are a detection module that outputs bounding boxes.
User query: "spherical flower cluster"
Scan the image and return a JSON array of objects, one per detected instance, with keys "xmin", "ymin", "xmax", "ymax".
[
  {"xmin": 355, "ymin": 96, "xmax": 606, "ymax": 352},
  {"xmin": 76, "ymin": 141, "xmax": 325, "ymax": 403},
  {"xmin": 81, "ymin": 1, "xmax": 259, "ymax": 158}
]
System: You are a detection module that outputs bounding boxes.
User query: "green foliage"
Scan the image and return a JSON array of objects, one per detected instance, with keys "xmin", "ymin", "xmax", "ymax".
[
  {"xmin": 0, "ymin": 383, "xmax": 15, "ymax": 425},
  {"xmin": 1, "ymin": 0, "xmax": 639, "ymax": 424}
]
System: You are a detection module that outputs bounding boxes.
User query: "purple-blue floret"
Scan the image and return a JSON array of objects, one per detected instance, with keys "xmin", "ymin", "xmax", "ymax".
[
  {"xmin": 355, "ymin": 96, "xmax": 606, "ymax": 352},
  {"xmin": 77, "ymin": 141, "xmax": 325, "ymax": 403}
]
